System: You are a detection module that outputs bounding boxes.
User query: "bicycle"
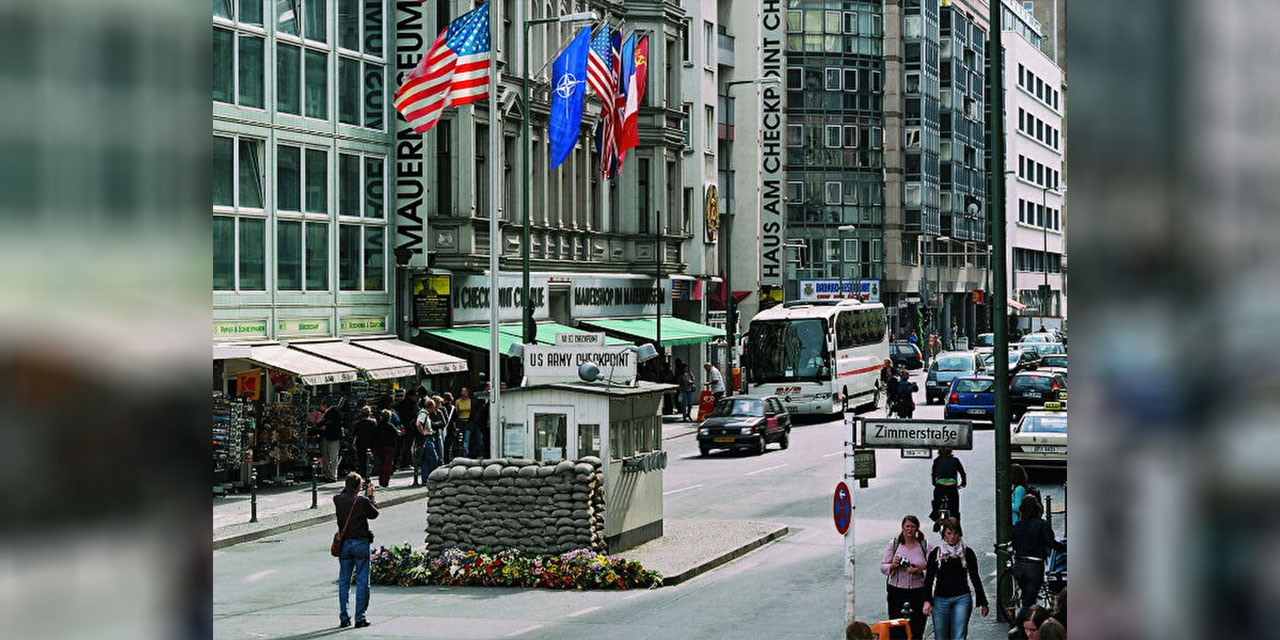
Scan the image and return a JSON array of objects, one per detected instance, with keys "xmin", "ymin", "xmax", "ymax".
[
  {"xmin": 995, "ymin": 539, "xmax": 1064, "ymax": 625},
  {"xmin": 930, "ymin": 481, "xmax": 962, "ymax": 532}
]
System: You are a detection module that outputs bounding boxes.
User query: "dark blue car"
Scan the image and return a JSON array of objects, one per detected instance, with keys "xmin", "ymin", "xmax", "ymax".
[{"xmin": 943, "ymin": 375, "xmax": 996, "ymax": 423}]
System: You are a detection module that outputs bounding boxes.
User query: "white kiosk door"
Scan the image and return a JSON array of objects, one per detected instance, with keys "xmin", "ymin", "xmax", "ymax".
[{"xmin": 527, "ymin": 405, "xmax": 576, "ymax": 463}]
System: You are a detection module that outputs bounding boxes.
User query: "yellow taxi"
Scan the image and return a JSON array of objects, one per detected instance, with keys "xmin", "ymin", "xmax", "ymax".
[{"xmin": 1010, "ymin": 401, "xmax": 1067, "ymax": 468}]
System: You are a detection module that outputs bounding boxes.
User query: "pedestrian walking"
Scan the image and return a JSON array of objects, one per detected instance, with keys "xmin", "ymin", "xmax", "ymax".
[
  {"xmin": 373, "ymin": 409, "xmax": 399, "ymax": 487},
  {"xmin": 929, "ymin": 448, "xmax": 967, "ymax": 531},
  {"xmin": 318, "ymin": 400, "xmax": 344, "ymax": 481},
  {"xmin": 703, "ymin": 362, "xmax": 726, "ymax": 402},
  {"xmin": 880, "ymin": 514, "xmax": 930, "ymax": 639},
  {"xmin": 470, "ymin": 384, "xmax": 491, "ymax": 459},
  {"xmin": 1011, "ymin": 495, "xmax": 1067, "ymax": 625},
  {"xmin": 431, "ymin": 394, "xmax": 451, "ymax": 463},
  {"xmin": 678, "ymin": 364, "xmax": 697, "ymax": 421},
  {"xmin": 414, "ymin": 398, "xmax": 440, "ymax": 485},
  {"xmin": 660, "ymin": 359, "xmax": 676, "ymax": 415},
  {"xmin": 880, "ymin": 358, "xmax": 897, "ymax": 415},
  {"xmin": 1010, "ymin": 464, "xmax": 1030, "ymax": 526},
  {"xmin": 455, "ymin": 387, "xmax": 473, "ymax": 458},
  {"xmin": 395, "ymin": 388, "xmax": 422, "ymax": 470},
  {"xmin": 352, "ymin": 406, "xmax": 377, "ymax": 479},
  {"xmin": 921, "ymin": 518, "xmax": 989, "ymax": 640},
  {"xmin": 333, "ymin": 472, "xmax": 379, "ymax": 628}
]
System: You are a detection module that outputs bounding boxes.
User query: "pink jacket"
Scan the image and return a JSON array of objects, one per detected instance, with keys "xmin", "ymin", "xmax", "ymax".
[{"xmin": 880, "ymin": 537, "xmax": 929, "ymax": 589}]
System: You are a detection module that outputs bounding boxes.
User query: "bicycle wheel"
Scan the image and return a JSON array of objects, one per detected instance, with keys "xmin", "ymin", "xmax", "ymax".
[{"xmin": 998, "ymin": 569, "xmax": 1021, "ymax": 625}]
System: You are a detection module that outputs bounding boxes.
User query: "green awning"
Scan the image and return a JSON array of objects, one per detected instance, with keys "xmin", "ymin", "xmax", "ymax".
[
  {"xmin": 423, "ymin": 322, "xmax": 626, "ymax": 355},
  {"xmin": 578, "ymin": 316, "xmax": 724, "ymax": 347}
]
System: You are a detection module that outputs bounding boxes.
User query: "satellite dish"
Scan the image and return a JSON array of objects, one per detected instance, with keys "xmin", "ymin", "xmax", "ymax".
[{"xmin": 578, "ymin": 362, "xmax": 603, "ymax": 382}]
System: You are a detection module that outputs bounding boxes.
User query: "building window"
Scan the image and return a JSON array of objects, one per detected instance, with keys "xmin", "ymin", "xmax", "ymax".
[
  {"xmin": 843, "ymin": 11, "xmax": 857, "ymax": 34},
  {"xmin": 843, "ymin": 69, "xmax": 858, "ymax": 92},
  {"xmin": 704, "ymin": 21, "xmax": 714, "ymax": 66},
  {"xmin": 870, "ymin": 126, "xmax": 882, "ymax": 149},
  {"xmin": 787, "ymin": 181, "xmax": 804, "ymax": 203},
  {"xmin": 213, "ymin": 134, "xmax": 269, "ymax": 292},
  {"xmin": 787, "ymin": 124, "xmax": 804, "ymax": 147},
  {"xmin": 825, "ymin": 68, "xmax": 841, "ymax": 91},
  {"xmin": 705, "ymin": 105, "xmax": 714, "ymax": 151},
  {"xmin": 843, "ymin": 125, "xmax": 858, "ymax": 148},
  {"xmin": 786, "ymin": 68, "xmax": 802, "ymax": 90},
  {"xmin": 825, "ymin": 181, "xmax": 842, "ymax": 205},
  {"xmin": 825, "ymin": 125, "xmax": 841, "ymax": 148}
]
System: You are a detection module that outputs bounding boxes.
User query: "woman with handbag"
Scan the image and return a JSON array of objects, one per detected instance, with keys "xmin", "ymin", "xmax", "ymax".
[{"xmin": 880, "ymin": 514, "xmax": 929, "ymax": 639}]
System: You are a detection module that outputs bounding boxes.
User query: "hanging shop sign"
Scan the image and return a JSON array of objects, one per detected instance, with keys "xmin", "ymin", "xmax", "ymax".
[
  {"xmin": 570, "ymin": 276, "xmax": 672, "ymax": 318},
  {"xmin": 704, "ymin": 184, "xmax": 720, "ymax": 244},
  {"xmin": 452, "ymin": 274, "xmax": 552, "ymax": 324},
  {"xmin": 213, "ymin": 320, "xmax": 268, "ymax": 340},
  {"xmin": 340, "ymin": 316, "xmax": 388, "ymax": 334},
  {"xmin": 413, "ymin": 274, "xmax": 453, "ymax": 328},
  {"xmin": 451, "ymin": 274, "xmax": 674, "ymax": 324},
  {"xmin": 798, "ymin": 279, "xmax": 882, "ymax": 303},
  {"xmin": 236, "ymin": 370, "xmax": 262, "ymax": 400},
  {"xmin": 393, "ymin": 1, "xmax": 427, "ymax": 268},
  {"xmin": 554, "ymin": 332, "xmax": 605, "ymax": 347},
  {"xmin": 277, "ymin": 318, "xmax": 331, "ymax": 337},
  {"xmin": 759, "ymin": 0, "xmax": 787, "ymax": 292}
]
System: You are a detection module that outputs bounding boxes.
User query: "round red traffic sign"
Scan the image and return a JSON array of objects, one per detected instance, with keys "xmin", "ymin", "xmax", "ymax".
[{"xmin": 833, "ymin": 481, "xmax": 852, "ymax": 535}]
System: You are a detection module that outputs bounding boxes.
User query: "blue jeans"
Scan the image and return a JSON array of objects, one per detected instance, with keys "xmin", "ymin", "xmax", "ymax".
[
  {"xmin": 931, "ymin": 592, "xmax": 973, "ymax": 640},
  {"xmin": 416, "ymin": 437, "xmax": 438, "ymax": 482},
  {"xmin": 337, "ymin": 538, "xmax": 371, "ymax": 624}
]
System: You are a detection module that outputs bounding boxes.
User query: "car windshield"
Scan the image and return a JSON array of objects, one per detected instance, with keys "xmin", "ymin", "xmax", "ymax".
[
  {"xmin": 955, "ymin": 378, "xmax": 994, "ymax": 393},
  {"xmin": 934, "ymin": 355, "xmax": 972, "ymax": 372},
  {"xmin": 974, "ymin": 334, "xmax": 994, "ymax": 347},
  {"xmin": 747, "ymin": 319, "xmax": 831, "ymax": 383},
  {"xmin": 1021, "ymin": 334, "xmax": 1050, "ymax": 343},
  {"xmin": 1041, "ymin": 355, "xmax": 1068, "ymax": 368},
  {"xmin": 1020, "ymin": 415, "xmax": 1067, "ymax": 433},
  {"xmin": 1011, "ymin": 375, "xmax": 1055, "ymax": 391},
  {"xmin": 983, "ymin": 353, "xmax": 1021, "ymax": 367},
  {"xmin": 712, "ymin": 398, "xmax": 765, "ymax": 417}
]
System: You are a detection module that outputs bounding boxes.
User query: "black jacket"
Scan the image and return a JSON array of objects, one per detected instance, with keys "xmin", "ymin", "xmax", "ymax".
[
  {"xmin": 374, "ymin": 416, "xmax": 400, "ymax": 448},
  {"xmin": 333, "ymin": 490, "xmax": 379, "ymax": 543},
  {"xmin": 353, "ymin": 417, "xmax": 377, "ymax": 449},
  {"xmin": 1011, "ymin": 516, "xmax": 1066, "ymax": 561},
  {"xmin": 931, "ymin": 455, "xmax": 966, "ymax": 487},
  {"xmin": 321, "ymin": 407, "xmax": 343, "ymax": 442}
]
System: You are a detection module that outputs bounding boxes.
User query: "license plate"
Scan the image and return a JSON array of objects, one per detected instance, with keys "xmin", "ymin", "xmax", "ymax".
[
  {"xmin": 1025, "ymin": 391, "xmax": 1042, "ymax": 398},
  {"xmin": 967, "ymin": 408, "xmax": 986, "ymax": 415},
  {"xmin": 1031, "ymin": 445, "xmax": 1061, "ymax": 453},
  {"xmin": 714, "ymin": 437, "xmax": 735, "ymax": 443}
]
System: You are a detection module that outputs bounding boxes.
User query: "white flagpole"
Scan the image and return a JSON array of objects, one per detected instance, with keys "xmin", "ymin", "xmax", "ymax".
[{"xmin": 487, "ymin": 0, "xmax": 502, "ymax": 457}]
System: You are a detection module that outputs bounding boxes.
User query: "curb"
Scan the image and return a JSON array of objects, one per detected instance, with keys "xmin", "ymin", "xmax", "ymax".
[
  {"xmin": 658, "ymin": 525, "xmax": 789, "ymax": 587},
  {"xmin": 213, "ymin": 490, "xmax": 429, "ymax": 550},
  {"xmin": 662, "ymin": 428, "xmax": 698, "ymax": 442}
]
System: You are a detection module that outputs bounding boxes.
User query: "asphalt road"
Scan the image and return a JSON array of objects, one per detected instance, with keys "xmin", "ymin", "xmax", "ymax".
[{"xmin": 213, "ymin": 373, "xmax": 1067, "ymax": 639}]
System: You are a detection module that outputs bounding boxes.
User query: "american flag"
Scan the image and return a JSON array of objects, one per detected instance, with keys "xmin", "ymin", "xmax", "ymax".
[
  {"xmin": 586, "ymin": 25, "xmax": 613, "ymax": 105},
  {"xmin": 393, "ymin": 2, "xmax": 491, "ymax": 135},
  {"xmin": 601, "ymin": 30, "xmax": 624, "ymax": 178}
]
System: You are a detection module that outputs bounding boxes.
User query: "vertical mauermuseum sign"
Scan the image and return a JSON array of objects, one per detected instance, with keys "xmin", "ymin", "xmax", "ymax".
[
  {"xmin": 213, "ymin": 320, "xmax": 267, "ymax": 339},
  {"xmin": 341, "ymin": 316, "xmax": 388, "ymax": 334},
  {"xmin": 759, "ymin": 0, "xmax": 787, "ymax": 292},
  {"xmin": 394, "ymin": 1, "xmax": 428, "ymax": 267}
]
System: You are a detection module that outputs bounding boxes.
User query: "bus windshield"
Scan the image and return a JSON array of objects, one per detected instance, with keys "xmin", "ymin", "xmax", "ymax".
[{"xmin": 747, "ymin": 319, "xmax": 831, "ymax": 383}]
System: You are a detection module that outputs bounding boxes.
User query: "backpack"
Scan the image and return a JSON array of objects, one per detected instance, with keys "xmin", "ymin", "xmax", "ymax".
[{"xmin": 1025, "ymin": 484, "xmax": 1043, "ymax": 506}]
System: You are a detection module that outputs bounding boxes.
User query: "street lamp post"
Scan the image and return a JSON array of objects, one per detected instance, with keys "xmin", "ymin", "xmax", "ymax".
[
  {"xmin": 721, "ymin": 77, "xmax": 780, "ymax": 395},
  {"xmin": 521, "ymin": 11, "xmax": 598, "ymax": 344}
]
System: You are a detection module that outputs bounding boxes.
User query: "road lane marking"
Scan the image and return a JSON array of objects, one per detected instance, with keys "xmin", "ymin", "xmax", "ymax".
[
  {"xmin": 744, "ymin": 463, "xmax": 790, "ymax": 476},
  {"xmin": 567, "ymin": 606, "xmax": 601, "ymax": 618},
  {"xmin": 623, "ymin": 591, "xmax": 648, "ymax": 600},
  {"xmin": 663, "ymin": 484, "xmax": 703, "ymax": 495},
  {"xmin": 245, "ymin": 569, "xmax": 277, "ymax": 582},
  {"xmin": 506, "ymin": 624, "xmax": 543, "ymax": 637},
  {"xmin": 822, "ymin": 451, "xmax": 844, "ymax": 457}
]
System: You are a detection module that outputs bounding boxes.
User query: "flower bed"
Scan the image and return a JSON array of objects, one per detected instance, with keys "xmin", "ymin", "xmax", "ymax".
[{"xmin": 369, "ymin": 544, "xmax": 663, "ymax": 590}]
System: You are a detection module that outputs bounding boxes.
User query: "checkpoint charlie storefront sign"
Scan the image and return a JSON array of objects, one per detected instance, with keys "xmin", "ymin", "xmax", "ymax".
[{"xmin": 451, "ymin": 274, "xmax": 674, "ymax": 324}]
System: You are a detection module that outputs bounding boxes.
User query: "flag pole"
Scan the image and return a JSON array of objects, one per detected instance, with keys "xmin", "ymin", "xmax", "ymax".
[{"xmin": 487, "ymin": 0, "xmax": 502, "ymax": 457}]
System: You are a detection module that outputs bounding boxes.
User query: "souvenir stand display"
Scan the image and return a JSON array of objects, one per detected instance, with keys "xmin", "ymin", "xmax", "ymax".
[
  {"xmin": 256, "ymin": 389, "xmax": 314, "ymax": 485},
  {"xmin": 212, "ymin": 392, "xmax": 254, "ymax": 490}
]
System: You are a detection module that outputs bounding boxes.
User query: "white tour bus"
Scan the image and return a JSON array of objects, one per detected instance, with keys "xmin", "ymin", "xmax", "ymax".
[{"xmin": 743, "ymin": 299, "xmax": 889, "ymax": 415}]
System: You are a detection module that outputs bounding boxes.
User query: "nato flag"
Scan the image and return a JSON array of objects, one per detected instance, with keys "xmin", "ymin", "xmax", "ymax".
[{"xmin": 549, "ymin": 27, "xmax": 592, "ymax": 170}]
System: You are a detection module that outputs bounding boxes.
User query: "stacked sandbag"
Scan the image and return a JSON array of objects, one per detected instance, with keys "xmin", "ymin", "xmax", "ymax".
[{"xmin": 425, "ymin": 456, "xmax": 606, "ymax": 556}]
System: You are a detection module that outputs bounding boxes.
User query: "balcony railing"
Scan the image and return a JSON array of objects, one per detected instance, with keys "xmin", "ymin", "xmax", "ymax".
[{"xmin": 718, "ymin": 31, "xmax": 735, "ymax": 68}]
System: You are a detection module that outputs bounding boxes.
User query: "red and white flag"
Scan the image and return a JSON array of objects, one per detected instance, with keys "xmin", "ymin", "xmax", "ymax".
[
  {"xmin": 618, "ymin": 35, "xmax": 648, "ymax": 153},
  {"xmin": 393, "ymin": 3, "xmax": 491, "ymax": 135}
]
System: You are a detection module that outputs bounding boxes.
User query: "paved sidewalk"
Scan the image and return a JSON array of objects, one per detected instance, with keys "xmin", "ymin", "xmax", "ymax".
[
  {"xmin": 214, "ymin": 468, "xmax": 430, "ymax": 549},
  {"xmin": 662, "ymin": 414, "xmax": 700, "ymax": 441},
  {"xmin": 626, "ymin": 519, "xmax": 788, "ymax": 585}
]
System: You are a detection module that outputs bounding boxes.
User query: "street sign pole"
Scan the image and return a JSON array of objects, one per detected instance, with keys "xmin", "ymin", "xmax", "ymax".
[{"xmin": 843, "ymin": 414, "xmax": 857, "ymax": 628}]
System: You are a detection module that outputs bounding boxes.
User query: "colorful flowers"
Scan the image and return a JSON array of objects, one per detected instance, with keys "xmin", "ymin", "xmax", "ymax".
[{"xmin": 368, "ymin": 544, "xmax": 662, "ymax": 590}]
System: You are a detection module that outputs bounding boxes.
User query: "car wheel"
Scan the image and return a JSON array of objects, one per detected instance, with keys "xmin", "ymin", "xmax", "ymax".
[
  {"xmin": 755, "ymin": 436, "xmax": 766, "ymax": 456},
  {"xmin": 780, "ymin": 430, "xmax": 790, "ymax": 450},
  {"xmin": 699, "ymin": 444, "xmax": 711, "ymax": 457}
]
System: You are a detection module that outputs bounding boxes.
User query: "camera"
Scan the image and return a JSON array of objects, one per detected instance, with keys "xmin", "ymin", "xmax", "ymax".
[{"xmin": 896, "ymin": 556, "xmax": 911, "ymax": 568}]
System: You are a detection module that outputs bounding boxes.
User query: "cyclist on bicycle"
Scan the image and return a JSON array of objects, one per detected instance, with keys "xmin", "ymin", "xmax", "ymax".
[
  {"xmin": 893, "ymin": 369, "xmax": 918, "ymax": 419},
  {"xmin": 929, "ymin": 448, "xmax": 966, "ymax": 532},
  {"xmin": 1011, "ymin": 494, "xmax": 1067, "ymax": 627}
]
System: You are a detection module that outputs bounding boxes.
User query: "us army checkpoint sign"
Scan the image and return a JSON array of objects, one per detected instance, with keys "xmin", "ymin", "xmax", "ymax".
[{"xmin": 860, "ymin": 419, "xmax": 974, "ymax": 450}]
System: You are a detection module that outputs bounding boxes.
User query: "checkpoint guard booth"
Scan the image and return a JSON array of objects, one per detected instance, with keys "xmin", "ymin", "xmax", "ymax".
[{"xmin": 498, "ymin": 333, "xmax": 674, "ymax": 551}]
